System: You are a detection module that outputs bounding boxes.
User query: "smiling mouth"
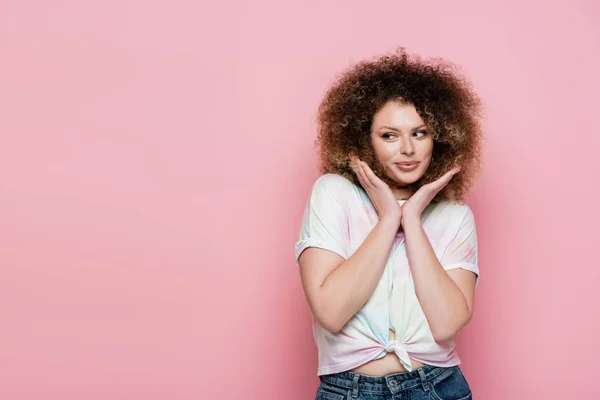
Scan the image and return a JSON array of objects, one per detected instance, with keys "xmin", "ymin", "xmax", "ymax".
[{"xmin": 395, "ymin": 162, "xmax": 420, "ymax": 171}]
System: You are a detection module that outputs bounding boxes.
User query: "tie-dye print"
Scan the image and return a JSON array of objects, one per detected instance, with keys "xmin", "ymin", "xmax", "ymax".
[{"xmin": 294, "ymin": 173, "xmax": 479, "ymax": 376}]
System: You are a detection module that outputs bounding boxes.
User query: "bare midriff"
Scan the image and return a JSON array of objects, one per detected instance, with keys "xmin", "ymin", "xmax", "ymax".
[{"xmin": 350, "ymin": 329, "xmax": 425, "ymax": 376}]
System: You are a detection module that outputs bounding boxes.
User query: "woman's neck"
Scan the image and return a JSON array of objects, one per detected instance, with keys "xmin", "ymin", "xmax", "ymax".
[{"xmin": 392, "ymin": 187, "xmax": 413, "ymax": 200}]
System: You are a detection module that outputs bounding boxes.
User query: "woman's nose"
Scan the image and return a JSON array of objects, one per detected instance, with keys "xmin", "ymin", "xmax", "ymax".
[{"xmin": 400, "ymin": 138, "xmax": 415, "ymax": 156}]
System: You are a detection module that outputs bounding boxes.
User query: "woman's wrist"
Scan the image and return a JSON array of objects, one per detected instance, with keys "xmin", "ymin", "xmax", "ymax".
[
  {"xmin": 401, "ymin": 213, "xmax": 422, "ymax": 230},
  {"xmin": 379, "ymin": 214, "xmax": 402, "ymax": 230}
]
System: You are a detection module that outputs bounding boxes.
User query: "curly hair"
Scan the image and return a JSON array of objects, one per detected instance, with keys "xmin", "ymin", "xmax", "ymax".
[{"xmin": 315, "ymin": 47, "xmax": 484, "ymax": 203}]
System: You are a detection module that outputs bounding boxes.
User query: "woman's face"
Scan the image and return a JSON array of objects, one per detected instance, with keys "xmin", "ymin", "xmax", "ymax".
[{"xmin": 370, "ymin": 101, "xmax": 434, "ymax": 190}]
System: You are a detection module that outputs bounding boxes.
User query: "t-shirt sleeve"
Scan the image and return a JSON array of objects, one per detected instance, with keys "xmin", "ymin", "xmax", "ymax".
[
  {"xmin": 440, "ymin": 206, "xmax": 480, "ymax": 288},
  {"xmin": 294, "ymin": 175, "xmax": 349, "ymax": 265}
]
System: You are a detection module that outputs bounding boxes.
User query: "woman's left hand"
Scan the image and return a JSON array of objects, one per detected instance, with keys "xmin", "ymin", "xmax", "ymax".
[{"xmin": 401, "ymin": 166, "xmax": 461, "ymax": 226}]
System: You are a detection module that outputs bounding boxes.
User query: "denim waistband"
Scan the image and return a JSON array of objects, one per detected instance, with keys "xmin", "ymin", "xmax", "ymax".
[{"xmin": 320, "ymin": 364, "xmax": 456, "ymax": 395}]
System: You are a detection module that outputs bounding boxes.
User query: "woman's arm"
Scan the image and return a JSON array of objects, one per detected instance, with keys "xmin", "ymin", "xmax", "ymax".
[
  {"xmin": 298, "ymin": 159, "xmax": 401, "ymax": 333},
  {"xmin": 402, "ymin": 215, "xmax": 476, "ymax": 343},
  {"xmin": 299, "ymin": 215, "xmax": 399, "ymax": 333},
  {"xmin": 399, "ymin": 164, "xmax": 477, "ymax": 343}
]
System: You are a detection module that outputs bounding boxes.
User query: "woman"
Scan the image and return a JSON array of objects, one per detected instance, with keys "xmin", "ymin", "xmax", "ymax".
[{"xmin": 294, "ymin": 48, "xmax": 483, "ymax": 400}]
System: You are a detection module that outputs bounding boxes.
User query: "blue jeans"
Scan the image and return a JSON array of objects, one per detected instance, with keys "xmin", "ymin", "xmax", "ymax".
[{"xmin": 316, "ymin": 365, "xmax": 472, "ymax": 400}]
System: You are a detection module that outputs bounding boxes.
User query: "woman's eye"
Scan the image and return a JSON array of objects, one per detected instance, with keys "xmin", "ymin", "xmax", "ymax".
[
  {"xmin": 414, "ymin": 130, "xmax": 427, "ymax": 138},
  {"xmin": 382, "ymin": 133, "xmax": 396, "ymax": 140}
]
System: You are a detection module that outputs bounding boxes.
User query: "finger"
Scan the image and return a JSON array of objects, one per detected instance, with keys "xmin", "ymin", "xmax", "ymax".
[
  {"xmin": 351, "ymin": 157, "xmax": 370, "ymax": 189},
  {"xmin": 440, "ymin": 168, "xmax": 458, "ymax": 183},
  {"xmin": 349, "ymin": 155, "xmax": 362, "ymax": 172},
  {"xmin": 357, "ymin": 161, "xmax": 374, "ymax": 189},
  {"xmin": 361, "ymin": 162, "xmax": 383, "ymax": 187},
  {"xmin": 447, "ymin": 166, "xmax": 461, "ymax": 177},
  {"xmin": 429, "ymin": 167, "xmax": 460, "ymax": 191},
  {"xmin": 442, "ymin": 166, "xmax": 461, "ymax": 183}
]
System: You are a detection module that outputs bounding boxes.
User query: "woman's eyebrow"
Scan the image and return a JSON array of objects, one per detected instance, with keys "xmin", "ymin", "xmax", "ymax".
[{"xmin": 379, "ymin": 124, "xmax": 427, "ymax": 132}]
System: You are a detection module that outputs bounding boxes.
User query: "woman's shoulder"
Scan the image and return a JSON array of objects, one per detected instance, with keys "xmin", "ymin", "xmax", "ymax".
[
  {"xmin": 312, "ymin": 173, "xmax": 358, "ymax": 193},
  {"xmin": 430, "ymin": 199, "xmax": 475, "ymax": 222},
  {"xmin": 307, "ymin": 173, "xmax": 361, "ymax": 206}
]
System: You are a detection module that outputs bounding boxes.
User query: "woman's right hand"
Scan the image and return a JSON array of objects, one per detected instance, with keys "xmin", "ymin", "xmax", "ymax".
[{"xmin": 350, "ymin": 156, "xmax": 402, "ymax": 226}]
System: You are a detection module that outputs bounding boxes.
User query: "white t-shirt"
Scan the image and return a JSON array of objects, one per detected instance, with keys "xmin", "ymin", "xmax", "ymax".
[{"xmin": 294, "ymin": 173, "xmax": 480, "ymax": 376}]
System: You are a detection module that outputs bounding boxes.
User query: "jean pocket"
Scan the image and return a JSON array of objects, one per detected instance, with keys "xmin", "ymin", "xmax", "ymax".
[
  {"xmin": 315, "ymin": 383, "xmax": 347, "ymax": 400},
  {"xmin": 429, "ymin": 367, "xmax": 472, "ymax": 400}
]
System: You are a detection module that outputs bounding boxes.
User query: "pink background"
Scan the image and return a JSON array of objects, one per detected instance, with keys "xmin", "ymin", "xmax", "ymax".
[{"xmin": 1, "ymin": 1, "xmax": 599, "ymax": 399}]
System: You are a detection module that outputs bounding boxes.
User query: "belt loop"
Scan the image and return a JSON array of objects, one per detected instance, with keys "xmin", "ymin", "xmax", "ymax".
[
  {"xmin": 351, "ymin": 373, "xmax": 360, "ymax": 398},
  {"xmin": 418, "ymin": 368, "xmax": 430, "ymax": 392}
]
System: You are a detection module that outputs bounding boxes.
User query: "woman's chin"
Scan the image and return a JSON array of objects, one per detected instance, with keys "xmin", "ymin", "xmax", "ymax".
[{"xmin": 389, "ymin": 171, "xmax": 423, "ymax": 186}]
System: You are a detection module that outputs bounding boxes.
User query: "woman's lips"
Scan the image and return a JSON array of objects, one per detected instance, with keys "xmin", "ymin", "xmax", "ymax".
[{"xmin": 395, "ymin": 162, "xmax": 419, "ymax": 171}]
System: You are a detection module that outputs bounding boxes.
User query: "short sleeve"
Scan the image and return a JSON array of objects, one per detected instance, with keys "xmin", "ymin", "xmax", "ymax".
[
  {"xmin": 440, "ymin": 206, "xmax": 480, "ymax": 288},
  {"xmin": 294, "ymin": 174, "xmax": 349, "ymax": 265}
]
